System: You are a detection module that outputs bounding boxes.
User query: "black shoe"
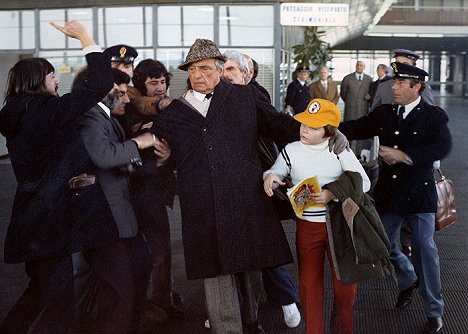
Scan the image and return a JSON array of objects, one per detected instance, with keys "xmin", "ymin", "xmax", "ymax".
[
  {"xmin": 243, "ymin": 321, "xmax": 265, "ymax": 334},
  {"xmin": 395, "ymin": 280, "xmax": 418, "ymax": 309},
  {"xmin": 426, "ymin": 316, "xmax": 443, "ymax": 333},
  {"xmin": 402, "ymin": 245, "xmax": 412, "ymax": 258}
]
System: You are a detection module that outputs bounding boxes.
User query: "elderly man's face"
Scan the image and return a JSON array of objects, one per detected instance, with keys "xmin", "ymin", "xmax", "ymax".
[
  {"xmin": 187, "ymin": 59, "xmax": 221, "ymax": 94},
  {"xmin": 222, "ymin": 59, "xmax": 247, "ymax": 85},
  {"xmin": 319, "ymin": 67, "xmax": 329, "ymax": 81},
  {"xmin": 355, "ymin": 61, "xmax": 365, "ymax": 74}
]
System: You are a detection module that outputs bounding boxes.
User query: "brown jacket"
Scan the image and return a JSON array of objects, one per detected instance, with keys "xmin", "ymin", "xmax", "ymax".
[{"xmin": 308, "ymin": 79, "xmax": 339, "ymax": 105}]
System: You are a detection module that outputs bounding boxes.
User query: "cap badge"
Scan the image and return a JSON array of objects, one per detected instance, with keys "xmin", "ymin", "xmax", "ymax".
[
  {"xmin": 119, "ymin": 46, "xmax": 127, "ymax": 59},
  {"xmin": 392, "ymin": 63, "xmax": 398, "ymax": 72},
  {"xmin": 308, "ymin": 101, "xmax": 321, "ymax": 114}
]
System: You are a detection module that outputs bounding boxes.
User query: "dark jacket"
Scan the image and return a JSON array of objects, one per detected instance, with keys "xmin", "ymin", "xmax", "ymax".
[
  {"xmin": 152, "ymin": 80, "xmax": 300, "ymax": 280},
  {"xmin": 0, "ymin": 52, "xmax": 116, "ymax": 263},
  {"xmin": 340, "ymin": 99, "xmax": 452, "ymax": 214},
  {"xmin": 285, "ymin": 79, "xmax": 309, "ymax": 115},
  {"xmin": 324, "ymin": 171, "xmax": 394, "ymax": 285}
]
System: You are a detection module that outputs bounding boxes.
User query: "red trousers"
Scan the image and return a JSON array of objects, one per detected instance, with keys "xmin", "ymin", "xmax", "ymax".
[{"xmin": 296, "ymin": 219, "xmax": 357, "ymax": 334}]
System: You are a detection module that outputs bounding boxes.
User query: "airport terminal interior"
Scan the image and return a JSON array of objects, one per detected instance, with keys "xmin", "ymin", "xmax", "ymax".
[{"xmin": 0, "ymin": 1, "xmax": 467, "ymax": 333}]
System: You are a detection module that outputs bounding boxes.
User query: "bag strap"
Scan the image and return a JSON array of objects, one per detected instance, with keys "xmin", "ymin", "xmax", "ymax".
[
  {"xmin": 280, "ymin": 148, "xmax": 292, "ymax": 169},
  {"xmin": 435, "ymin": 168, "xmax": 445, "ymax": 181}
]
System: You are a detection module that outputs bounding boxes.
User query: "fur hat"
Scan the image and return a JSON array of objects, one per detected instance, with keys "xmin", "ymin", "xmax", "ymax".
[
  {"xmin": 294, "ymin": 99, "xmax": 340, "ymax": 128},
  {"xmin": 178, "ymin": 39, "xmax": 226, "ymax": 71}
]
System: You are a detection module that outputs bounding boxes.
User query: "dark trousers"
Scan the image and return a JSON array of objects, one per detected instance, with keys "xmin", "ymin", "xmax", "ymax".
[
  {"xmin": 0, "ymin": 256, "xmax": 75, "ymax": 334},
  {"xmin": 262, "ymin": 266, "xmax": 298, "ymax": 306},
  {"xmin": 140, "ymin": 205, "xmax": 173, "ymax": 308},
  {"xmin": 77, "ymin": 233, "xmax": 152, "ymax": 334}
]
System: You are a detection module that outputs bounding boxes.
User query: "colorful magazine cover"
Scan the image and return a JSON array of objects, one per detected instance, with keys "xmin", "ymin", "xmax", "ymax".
[{"xmin": 287, "ymin": 176, "xmax": 324, "ymax": 216}]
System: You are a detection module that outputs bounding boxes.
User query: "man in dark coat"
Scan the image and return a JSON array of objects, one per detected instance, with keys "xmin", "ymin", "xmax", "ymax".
[
  {"xmin": 285, "ymin": 66, "xmax": 310, "ymax": 115},
  {"xmin": 150, "ymin": 38, "xmax": 300, "ymax": 333},
  {"xmin": 0, "ymin": 21, "xmax": 117, "ymax": 334},
  {"xmin": 339, "ymin": 62, "xmax": 451, "ymax": 334}
]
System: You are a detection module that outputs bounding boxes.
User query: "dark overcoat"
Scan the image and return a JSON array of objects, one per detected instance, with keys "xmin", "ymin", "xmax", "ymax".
[
  {"xmin": 152, "ymin": 80, "xmax": 299, "ymax": 280},
  {"xmin": 339, "ymin": 99, "xmax": 452, "ymax": 215},
  {"xmin": 285, "ymin": 79, "xmax": 309, "ymax": 115},
  {"xmin": 0, "ymin": 52, "xmax": 116, "ymax": 263}
]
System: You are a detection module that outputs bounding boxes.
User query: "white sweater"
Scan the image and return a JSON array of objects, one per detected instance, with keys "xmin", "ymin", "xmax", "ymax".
[{"xmin": 264, "ymin": 140, "xmax": 370, "ymax": 222}]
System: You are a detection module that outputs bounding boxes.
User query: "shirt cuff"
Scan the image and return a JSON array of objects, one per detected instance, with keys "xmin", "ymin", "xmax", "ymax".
[
  {"xmin": 403, "ymin": 155, "xmax": 414, "ymax": 165},
  {"xmin": 82, "ymin": 44, "xmax": 102, "ymax": 55}
]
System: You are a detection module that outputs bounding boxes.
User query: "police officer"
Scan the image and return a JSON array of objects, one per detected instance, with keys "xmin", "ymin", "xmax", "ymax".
[
  {"xmin": 340, "ymin": 62, "xmax": 451, "ymax": 334},
  {"xmin": 104, "ymin": 44, "xmax": 138, "ymax": 78},
  {"xmin": 371, "ymin": 49, "xmax": 435, "ymax": 110},
  {"xmin": 285, "ymin": 66, "xmax": 310, "ymax": 115}
]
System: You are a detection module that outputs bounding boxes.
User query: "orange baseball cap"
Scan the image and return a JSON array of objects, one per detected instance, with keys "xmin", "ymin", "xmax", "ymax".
[{"xmin": 294, "ymin": 98, "xmax": 341, "ymax": 128}]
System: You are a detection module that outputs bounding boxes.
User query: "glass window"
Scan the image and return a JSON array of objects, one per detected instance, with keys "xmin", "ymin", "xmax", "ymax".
[
  {"xmin": 99, "ymin": 7, "xmax": 145, "ymax": 47},
  {"xmin": 158, "ymin": 6, "xmax": 213, "ymax": 46},
  {"xmin": 145, "ymin": 6, "xmax": 153, "ymax": 46},
  {"xmin": 0, "ymin": 11, "xmax": 20, "ymax": 49},
  {"xmin": 219, "ymin": 6, "xmax": 274, "ymax": 46},
  {"xmin": 40, "ymin": 10, "xmax": 65, "ymax": 48},
  {"xmin": 22, "ymin": 11, "xmax": 35, "ymax": 49}
]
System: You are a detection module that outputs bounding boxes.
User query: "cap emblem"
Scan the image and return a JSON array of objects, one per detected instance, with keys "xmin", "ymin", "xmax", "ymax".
[
  {"xmin": 119, "ymin": 47, "xmax": 127, "ymax": 59},
  {"xmin": 308, "ymin": 101, "xmax": 321, "ymax": 114}
]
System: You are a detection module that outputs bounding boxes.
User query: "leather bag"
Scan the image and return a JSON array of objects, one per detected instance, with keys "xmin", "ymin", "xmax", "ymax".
[{"xmin": 434, "ymin": 168, "xmax": 457, "ymax": 231}]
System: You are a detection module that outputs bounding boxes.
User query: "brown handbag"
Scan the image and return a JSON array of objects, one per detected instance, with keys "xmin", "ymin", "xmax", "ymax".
[{"xmin": 434, "ymin": 168, "xmax": 457, "ymax": 231}]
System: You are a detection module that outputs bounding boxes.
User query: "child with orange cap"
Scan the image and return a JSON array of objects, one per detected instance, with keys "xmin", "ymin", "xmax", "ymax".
[{"xmin": 263, "ymin": 98, "xmax": 370, "ymax": 334}]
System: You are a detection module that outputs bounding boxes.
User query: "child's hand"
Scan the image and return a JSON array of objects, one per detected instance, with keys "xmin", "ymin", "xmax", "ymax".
[
  {"xmin": 263, "ymin": 173, "xmax": 285, "ymax": 197},
  {"xmin": 309, "ymin": 189, "xmax": 335, "ymax": 205}
]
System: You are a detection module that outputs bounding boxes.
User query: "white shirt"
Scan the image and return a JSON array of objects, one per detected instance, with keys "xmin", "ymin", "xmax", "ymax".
[
  {"xmin": 183, "ymin": 90, "xmax": 213, "ymax": 117},
  {"xmin": 355, "ymin": 72, "xmax": 363, "ymax": 81},
  {"xmin": 97, "ymin": 102, "xmax": 111, "ymax": 118},
  {"xmin": 264, "ymin": 140, "xmax": 370, "ymax": 222},
  {"xmin": 400, "ymin": 96, "xmax": 421, "ymax": 119},
  {"xmin": 320, "ymin": 80, "xmax": 328, "ymax": 90}
]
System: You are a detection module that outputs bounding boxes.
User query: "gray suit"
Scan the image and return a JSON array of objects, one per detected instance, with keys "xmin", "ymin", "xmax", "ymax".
[
  {"xmin": 340, "ymin": 72, "xmax": 372, "ymax": 121},
  {"xmin": 80, "ymin": 103, "xmax": 141, "ymax": 238}
]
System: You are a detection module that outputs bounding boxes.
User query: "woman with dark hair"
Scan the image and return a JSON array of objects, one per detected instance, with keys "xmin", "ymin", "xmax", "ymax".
[{"xmin": 0, "ymin": 20, "xmax": 114, "ymax": 333}]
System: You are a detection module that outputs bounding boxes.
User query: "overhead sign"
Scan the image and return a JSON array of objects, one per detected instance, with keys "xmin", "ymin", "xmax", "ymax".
[{"xmin": 280, "ymin": 3, "xmax": 349, "ymax": 27}]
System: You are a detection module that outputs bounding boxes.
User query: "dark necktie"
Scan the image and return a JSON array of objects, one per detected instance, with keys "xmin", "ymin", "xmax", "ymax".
[
  {"xmin": 358, "ymin": 75, "xmax": 362, "ymax": 81},
  {"xmin": 205, "ymin": 93, "xmax": 213, "ymax": 100},
  {"xmin": 398, "ymin": 106, "xmax": 405, "ymax": 127}
]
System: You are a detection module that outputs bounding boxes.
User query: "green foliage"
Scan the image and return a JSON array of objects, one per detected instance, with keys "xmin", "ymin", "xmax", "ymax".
[{"xmin": 292, "ymin": 26, "xmax": 332, "ymax": 79}]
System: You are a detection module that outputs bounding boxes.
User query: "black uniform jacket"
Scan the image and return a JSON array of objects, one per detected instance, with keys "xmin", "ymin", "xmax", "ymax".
[
  {"xmin": 339, "ymin": 99, "xmax": 452, "ymax": 215},
  {"xmin": 152, "ymin": 80, "xmax": 300, "ymax": 280}
]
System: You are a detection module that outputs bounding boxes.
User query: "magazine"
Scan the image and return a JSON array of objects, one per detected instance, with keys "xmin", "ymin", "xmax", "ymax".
[{"xmin": 286, "ymin": 176, "xmax": 324, "ymax": 216}]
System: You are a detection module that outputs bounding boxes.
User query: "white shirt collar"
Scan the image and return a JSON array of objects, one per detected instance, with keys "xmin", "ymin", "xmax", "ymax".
[
  {"xmin": 98, "ymin": 102, "xmax": 111, "ymax": 118},
  {"xmin": 355, "ymin": 72, "xmax": 363, "ymax": 80},
  {"xmin": 191, "ymin": 90, "xmax": 213, "ymax": 102},
  {"xmin": 297, "ymin": 79, "xmax": 306, "ymax": 85},
  {"xmin": 400, "ymin": 96, "xmax": 421, "ymax": 118}
]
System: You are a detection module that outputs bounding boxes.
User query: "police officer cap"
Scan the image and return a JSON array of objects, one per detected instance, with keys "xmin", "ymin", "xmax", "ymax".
[
  {"xmin": 104, "ymin": 44, "xmax": 138, "ymax": 64},
  {"xmin": 392, "ymin": 49, "xmax": 420, "ymax": 62},
  {"xmin": 391, "ymin": 62, "xmax": 428, "ymax": 81},
  {"xmin": 295, "ymin": 66, "xmax": 310, "ymax": 73}
]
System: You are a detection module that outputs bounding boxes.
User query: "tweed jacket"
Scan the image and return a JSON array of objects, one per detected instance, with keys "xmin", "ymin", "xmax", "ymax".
[
  {"xmin": 339, "ymin": 99, "xmax": 452, "ymax": 214},
  {"xmin": 285, "ymin": 79, "xmax": 310, "ymax": 115},
  {"xmin": 308, "ymin": 79, "xmax": 339, "ymax": 105},
  {"xmin": 340, "ymin": 73, "xmax": 372, "ymax": 121},
  {"xmin": 79, "ymin": 104, "xmax": 142, "ymax": 238},
  {"xmin": 152, "ymin": 80, "xmax": 300, "ymax": 280},
  {"xmin": 0, "ymin": 52, "xmax": 115, "ymax": 263},
  {"xmin": 323, "ymin": 171, "xmax": 394, "ymax": 285}
]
